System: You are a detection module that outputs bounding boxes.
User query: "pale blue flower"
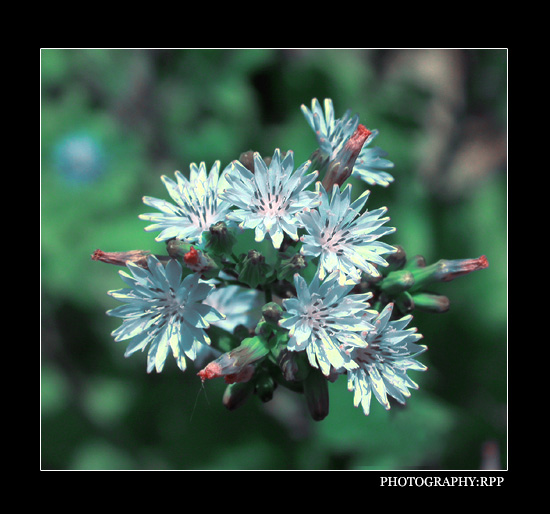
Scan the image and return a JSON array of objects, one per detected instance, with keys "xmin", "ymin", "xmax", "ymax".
[
  {"xmin": 220, "ymin": 149, "xmax": 320, "ymax": 249},
  {"xmin": 347, "ymin": 303, "xmax": 427, "ymax": 415},
  {"xmin": 107, "ymin": 256, "xmax": 225, "ymax": 373},
  {"xmin": 301, "ymin": 98, "xmax": 395, "ymax": 187},
  {"xmin": 279, "ymin": 272, "xmax": 375, "ymax": 376},
  {"xmin": 300, "ymin": 182, "xmax": 396, "ymax": 285},
  {"xmin": 140, "ymin": 161, "xmax": 231, "ymax": 243},
  {"xmin": 301, "ymin": 98, "xmax": 359, "ymax": 162}
]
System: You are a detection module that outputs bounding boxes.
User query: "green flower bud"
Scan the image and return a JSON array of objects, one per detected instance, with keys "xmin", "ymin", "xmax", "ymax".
[
  {"xmin": 411, "ymin": 292, "xmax": 450, "ymax": 313},
  {"xmin": 277, "ymin": 252, "xmax": 307, "ymax": 282},
  {"xmin": 236, "ymin": 250, "xmax": 271, "ymax": 289},
  {"xmin": 204, "ymin": 221, "xmax": 237, "ymax": 256}
]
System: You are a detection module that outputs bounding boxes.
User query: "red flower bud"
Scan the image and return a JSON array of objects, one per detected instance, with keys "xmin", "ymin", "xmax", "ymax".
[
  {"xmin": 184, "ymin": 246, "xmax": 200, "ymax": 267},
  {"xmin": 197, "ymin": 336, "xmax": 269, "ymax": 384}
]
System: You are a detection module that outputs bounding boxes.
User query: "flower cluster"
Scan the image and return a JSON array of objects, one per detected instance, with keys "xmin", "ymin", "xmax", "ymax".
[{"xmin": 93, "ymin": 97, "xmax": 489, "ymax": 421}]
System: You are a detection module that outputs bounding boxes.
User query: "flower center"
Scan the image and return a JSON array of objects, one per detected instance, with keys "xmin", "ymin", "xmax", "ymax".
[
  {"xmin": 301, "ymin": 298, "xmax": 332, "ymax": 333},
  {"xmin": 252, "ymin": 189, "xmax": 288, "ymax": 218},
  {"xmin": 176, "ymin": 181, "xmax": 224, "ymax": 233},
  {"xmin": 319, "ymin": 225, "xmax": 355, "ymax": 255},
  {"xmin": 155, "ymin": 288, "xmax": 186, "ymax": 321},
  {"xmin": 191, "ymin": 192, "xmax": 220, "ymax": 229},
  {"xmin": 353, "ymin": 334, "xmax": 395, "ymax": 367}
]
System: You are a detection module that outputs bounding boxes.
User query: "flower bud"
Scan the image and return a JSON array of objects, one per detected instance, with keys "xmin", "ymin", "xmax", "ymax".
[
  {"xmin": 255, "ymin": 372, "xmax": 276, "ymax": 403},
  {"xmin": 223, "ymin": 365, "xmax": 256, "ymax": 384},
  {"xmin": 236, "ymin": 250, "xmax": 271, "ymax": 289},
  {"xmin": 322, "ymin": 124, "xmax": 372, "ymax": 190},
  {"xmin": 261, "ymin": 302, "xmax": 283, "ymax": 326},
  {"xmin": 384, "ymin": 245, "xmax": 407, "ymax": 273},
  {"xmin": 223, "ymin": 381, "xmax": 255, "ymax": 411},
  {"xmin": 410, "ymin": 256, "xmax": 489, "ymax": 292},
  {"xmin": 166, "ymin": 240, "xmax": 220, "ymax": 277},
  {"xmin": 277, "ymin": 252, "xmax": 307, "ymax": 282},
  {"xmin": 91, "ymin": 249, "xmax": 151, "ymax": 268},
  {"xmin": 204, "ymin": 221, "xmax": 237, "ymax": 256},
  {"xmin": 197, "ymin": 336, "xmax": 269, "ymax": 384},
  {"xmin": 276, "ymin": 348, "xmax": 310, "ymax": 383},
  {"xmin": 276, "ymin": 348, "xmax": 299, "ymax": 382},
  {"xmin": 238, "ymin": 150, "xmax": 276, "ymax": 172},
  {"xmin": 303, "ymin": 367, "xmax": 329, "ymax": 421},
  {"xmin": 411, "ymin": 292, "xmax": 450, "ymax": 313},
  {"xmin": 404, "ymin": 254, "xmax": 427, "ymax": 270},
  {"xmin": 238, "ymin": 150, "xmax": 256, "ymax": 173},
  {"xmin": 166, "ymin": 238, "xmax": 192, "ymax": 259}
]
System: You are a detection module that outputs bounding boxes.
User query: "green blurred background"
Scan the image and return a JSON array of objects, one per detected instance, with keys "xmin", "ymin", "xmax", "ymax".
[{"xmin": 41, "ymin": 49, "xmax": 507, "ymax": 470}]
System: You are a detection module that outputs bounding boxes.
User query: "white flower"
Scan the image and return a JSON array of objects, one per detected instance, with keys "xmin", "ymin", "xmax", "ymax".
[
  {"xmin": 279, "ymin": 272, "xmax": 375, "ymax": 376},
  {"xmin": 302, "ymin": 98, "xmax": 395, "ymax": 187},
  {"xmin": 347, "ymin": 303, "xmax": 427, "ymax": 415},
  {"xmin": 300, "ymin": 182, "xmax": 396, "ymax": 285},
  {"xmin": 107, "ymin": 256, "xmax": 225, "ymax": 373},
  {"xmin": 220, "ymin": 149, "xmax": 320, "ymax": 249},
  {"xmin": 139, "ymin": 161, "xmax": 231, "ymax": 243}
]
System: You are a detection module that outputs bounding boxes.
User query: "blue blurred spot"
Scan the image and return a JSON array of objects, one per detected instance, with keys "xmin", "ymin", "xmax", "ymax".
[{"xmin": 54, "ymin": 134, "xmax": 106, "ymax": 184}]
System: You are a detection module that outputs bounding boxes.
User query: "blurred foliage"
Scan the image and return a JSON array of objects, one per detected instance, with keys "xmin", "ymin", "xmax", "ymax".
[{"xmin": 41, "ymin": 49, "xmax": 507, "ymax": 470}]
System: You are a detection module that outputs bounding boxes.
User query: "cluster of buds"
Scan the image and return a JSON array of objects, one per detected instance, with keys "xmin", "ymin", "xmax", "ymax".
[{"xmin": 93, "ymin": 98, "xmax": 489, "ymax": 421}]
